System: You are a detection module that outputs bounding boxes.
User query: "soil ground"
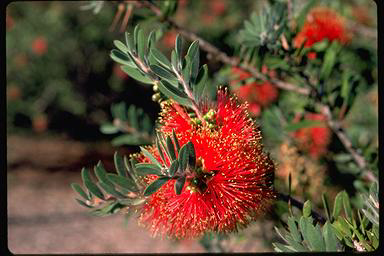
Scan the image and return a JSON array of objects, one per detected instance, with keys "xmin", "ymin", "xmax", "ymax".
[{"xmin": 7, "ymin": 135, "xmax": 272, "ymax": 253}]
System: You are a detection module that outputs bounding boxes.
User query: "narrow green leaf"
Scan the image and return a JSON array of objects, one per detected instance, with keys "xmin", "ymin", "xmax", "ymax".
[
  {"xmin": 341, "ymin": 191, "xmax": 352, "ymax": 221},
  {"xmin": 144, "ymin": 177, "xmax": 171, "ymax": 196},
  {"xmin": 178, "ymin": 143, "xmax": 189, "ymax": 172},
  {"xmin": 156, "ymin": 137, "xmax": 166, "ymax": 164},
  {"xmin": 303, "ymin": 200, "xmax": 312, "ymax": 217},
  {"xmin": 111, "ymin": 102, "xmax": 127, "ymax": 121},
  {"xmin": 186, "ymin": 40, "xmax": 200, "ymax": 82},
  {"xmin": 107, "ymin": 173, "xmax": 139, "ymax": 192},
  {"xmin": 111, "ymin": 134, "xmax": 148, "ymax": 146},
  {"xmin": 147, "ymin": 30, "xmax": 156, "ymax": 54},
  {"xmin": 323, "ymin": 222, "xmax": 338, "ymax": 251},
  {"xmin": 166, "ymin": 135, "xmax": 176, "ymax": 161},
  {"xmin": 135, "ymin": 163, "xmax": 163, "ymax": 176},
  {"xmin": 273, "ymin": 242, "xmax": 295, "ymax": 252},
  {"xmin": 322, "ymin": 193, "xmax": 332, "ymax": 221},
  {"xmin": 127, "ymin": 105, "xmax": 139, "ymax": 129},
  {"xmin": 332, "ymin": 191, "xmax": 344, "ymax": 219},
  {"xmin": 113, "ymin": 40, "xmax": 129, "ymax": 53},
  {"xmin": 187, "ymin": 141, "xmax": 196, "ymax": 169},
  {"xmin": 175, "ymin": 34, "xmax": 182, "ymax": 67},
  {"xmin": 194, "ymin": 64, "xmax": 208, "ymax": 100},
  {"xmin": 296, "ymin": 0, "xmax": 316, "ymax": 29},
  {"xmin": 320, "ymin": 41, "xmax": 340, "ymax": 80},
  {"xmin": 171, "ymin": 49, "xmax": 177, "ymax": 69},
  {"xmin": 133, "ymin": 25, "xmax": 140, "ymax": 52},
  {"xmin": 172, "ymin": 129, "xmax": 181, "ymax": 152},
  {"xmin": 75, "ymin": 198, "xmax": 93, "ymax": 208},
  {"xmin": 114, "ymin": 152, "xmax": 127, "ymax": 177},
  {"xmin": 94, "ymin": 162, "xmax": 114, "ymax": 187},
  {"xmin": 150, "ymin": 47, "xmax": 171, "ymax": 68},
  {"xmin": 182, "ymin": 56, "xmax": 192, "ymax": 85},
  {"xmin": 169, "ymin": 160, "xmax": 179, "ymax": 176},
  {"xmin": 285, "ymin": 120, "xmax": 324, "ymax": 132},
  {"xmin": 110, "ymin": 49, "xmax": 136, "ymax": 67},
  {"xmin": 71, "ymin": 183, "xmax": 89, "ymax": 201},
  {"xmin": 82, "ymin": 168, "xmax": 105, "ymax": 200},
  {"xmin": 121, "ymin": 65, "xmax": 153, "ymax": 84},
  {"xmin": 125, "ymin": 32, "xmax": 134, "ymax": 52},
  {"xmin": 150, "ymin": 64, "xmax": 177, "ymax": 81},
  {"xmin": 119, "ymin": 198, "xmax": 146, "ymax": 206},
  {"xmin": 140, "ymin": 146, "xmax": 162, "ymax": 167},
  {"xmin": 98, "ymin": 181, "xmax": 126, "ymax": 199},
  {"xmin": 100, "ymin": 123, "xmax": 119, "ymax": 134},
  {"xmin": 174, "ymin": 176, "xmax": 186, "ymax": 195},
  {"xmin": 158, "ymin": 80, "xmax": 193, "ymax": 108}
]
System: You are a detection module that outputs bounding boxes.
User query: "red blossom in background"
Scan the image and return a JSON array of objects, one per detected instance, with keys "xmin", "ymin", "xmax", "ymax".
[
  {"xmin": 293, "ymin": 113, "xmax": 331, "ymax": 158},
  {"xmin": 6, "ymin": 14, "xmax": 14, "ymax": 31},
  {"xmin": 293, "ymin": 7, "xmax": 350, "ymax": 59},
  {"xmin": 113, "ymin": 64, "xmax": 129, "ymax": 80},
  {"xmin": 230, "ymin": 67, "xmax": 278, "ymax": 116},
  {"xmin": 162, "ymin": 30, "xmax": 178, "ymax": 49},
  {"xmin": 137, "ymin": 90, "xmax": 276, "ymax": 239},
  {"xmin": 31, "ymin": 36, "xmax": 48, "ymax": 56}
]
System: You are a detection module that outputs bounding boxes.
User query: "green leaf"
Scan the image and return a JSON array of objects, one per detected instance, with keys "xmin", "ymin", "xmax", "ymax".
[
  {"xmin": 75, "ymin": 198, "xmax": 93, "ymax": 208},
  {"xmin": 342, "ymin": 191, "xmax": 352, "ymax": 221},
  {"xmin": 285, "ymin": 120, "xmax": 324, "ymax": 132},
  {"xmin": 310, "ymin": 40, "xmax": 329, "ymax": 52},
  {"xmin": 320, "ymin": 41, "xmax": 340, "ymax": 80},
  {"xmin": 135, "ymin": 163, "xmax": 163, "ymax": 176},
  {"xmin": 287, "ymin": 216, "xmax": 302, "ymax": 242},
  {"xmin": 82, "ymin": 168, "xmax": 105, "ymax": 200},
  {"xmin": 169, "ymin": 160, "xmax": 179, "ymax": 176},
  {"xmin": 174, "ymin": 176, "xmax": 186, "ymax": 195},
  {"xmin": 194, "ymin": 64, "xmax": 208, "ymax": 100},
  {"xmin": 150, "ymin": 47, "xmax": 171, "ymax": 68},
  {"xmin": 121, "ymin": 65, "xmax": 153, "ymax": 84},
  {"xmin": 332, "ymin": 191, "xmax": 344, "ymax": 220},
  {"xmin": 119, "ymin": 198, "xmax": 146, "ymax": 206},
  {"xmin": 144, "ymin": 177, "xmax": 171, "ymax": 196},
  {"xmin": 186, "ymin": 40, "xmax": 200, "ymax": 82},
  {"xmin": 114, "ymin": 152, "xmax": 127, "ymax": 177},
  {"xmin": 182, "ymin": 56, "xmax": 192, "ymax": 85},
  {"xmin": 172, "ymin": 129, "xmax": 181, "ymax": 152},
  {"xmin": 175, "ymin": 34, "xmax": 182, "ymax": 67},
  {"xmin": 166, "ymin": 135, "xmax": 176, "ymax": 161},
  {"xmin": 111, "ymin": 102, "xmax": 127, "ymax": 121},
  {"xmin": 98, "ymin": 181, "xmax": 126, "ymax": 199},
  {"xmin": 150, "ymin": 64, "xmax": 177, "ymax": 82},
  {"xmin": 306, "ymin": 223, "xmax": 325, "ymax": 251},
  {"xmin": 171, "ymin": 49, "xmax": 177, "ymax": 69},
  {"xmin": 187, "ymin": 141, "xmax": 196, "ymax": 169},
  {"xmin": 273, "ymin": 242, "xmax": 295, "ymax": 252},
  {"xmin": 100, "ymin": 123, "xmax": 119, "ymax": 134},
  {"xmin": 140, "ymin": 146, "xmax": 162, "ymax": 167},
  {"xmin": 125, "ymin": 32, "xmax": 134, "ymax": 52},
  {"xmin": 158, "ymin": 80, "xmax": 193, "ymax": 108},
  {"xmin": 147, "ymin": 30, "xmax": 156, "ymax": 54},
  {"xmin": 110, "ymin": 49, "xmax": 136, "ymax": 67},
  {"xmin": 94, "ymin": 162, "xmax": 114, "ymax": 187},
  {"xmin": 71, "ymin": 183, "xmax": 89, "ymax": 201},
  {"xmin": 323, "ymin": 222, "xmax": 339, "ymax": 251},
  {"xmin": 107, "ymin": 173, "xmax": 139, "ymax": 192},
  {"xmin": 156, "ymin": 137, "xmax": 166, "ymax": 164},
  {"xmin": 303, "ymin": 200, "xmax": 312, "ymax": 217},
  {"xmin": 322, "ymin": 193, "xmax": 332, "ymax": 221},
  {"xmin": 296, "ymin": 0, "xmax": 316, "ymax": 29},
  {"xmin": 178, "ymin": 143, "xmax": 189, "ymax": 172},
  {"xmin": 113, "ymin": 40, "xmax": 129, "ymax": 53}
]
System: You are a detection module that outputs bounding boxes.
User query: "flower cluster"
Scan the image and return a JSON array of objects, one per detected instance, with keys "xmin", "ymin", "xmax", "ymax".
[
  {"xmin": 31, "ymin": 36, "xmax": 48, "ymax": 56},
  {"xmin": 292, "ymin": 113, "xmax": 331, "ymax": 158},
  {"xmin": 293, "ymin": 7, "xmax": 350, "ymax": 59},
  {"xmin": 136, "ymin": 90, "xmax": 276, "ymax": 239},
  {"xmin": 230, "ymin": 67, "xmax": 278, "ymax": 116}
]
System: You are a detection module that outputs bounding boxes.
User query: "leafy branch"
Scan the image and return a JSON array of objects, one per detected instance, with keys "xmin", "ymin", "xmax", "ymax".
[{"xmin": 136, "ymin": 0, "xmax": 376, "ymax": 183}]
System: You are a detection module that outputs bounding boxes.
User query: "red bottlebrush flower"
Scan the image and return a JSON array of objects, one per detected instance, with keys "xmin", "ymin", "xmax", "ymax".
[
  {"xmin": 293, "ymin": 113, "xmax": 331, "ymax": 158},
  {"xmin": 31, "ymin": 36, "xmax": 48, "ymax": 56},
  {"xmin": 7, "ymin": 84, "xmax": 22, "ymax": 101},
  {"xmin": 210, "ymin": 0, "xmax": 227, "ymax": 16},
  {"xmin": 230, "ymin": 67, "xmax": 278, "ymax": 116},
  {"xmin": 6, "ymin": 14, "xmax": 14, "ymax": 31},
  {"xmin": 137, "ymin": 90, "xmax": 276, "ymax": 239},
  {"xmin": 32, "ymin": 114, "xmax": 48, "ymax": 133},
  {"xmin": 162, "ymin": 30, "xmax": 178, "ymax": 49},
  {"xmin": 293, "ymin": 7, "xmax": 350, "ymax": 58}
]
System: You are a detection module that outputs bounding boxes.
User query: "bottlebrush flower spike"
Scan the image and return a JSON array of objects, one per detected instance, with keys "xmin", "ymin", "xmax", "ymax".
[
  {"xmin": 136, "ymin": 89, "xmax": 276, "ymax": 239},
  {"xmin": 230, "ymin": 67, "xmax": 278, "ymax": 116},
  {"xmin": 293, "ymin": 113, "xmax": 331, "ymax": 158},
  {"xmin": 293, "ymin": 7, "xmax": 351, "ymax": 59}
]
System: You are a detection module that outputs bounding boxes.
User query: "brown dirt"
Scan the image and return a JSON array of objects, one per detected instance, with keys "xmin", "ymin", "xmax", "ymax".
[{"xmin": 7, "ymin": 135, "xmax": 273, "ymax": 253}]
